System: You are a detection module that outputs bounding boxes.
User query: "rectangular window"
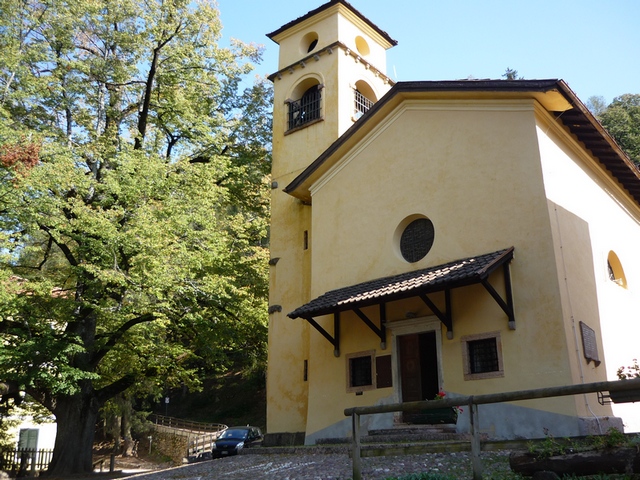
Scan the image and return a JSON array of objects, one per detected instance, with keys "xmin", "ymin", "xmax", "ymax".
[
  {"xmin": 468, "ymin": 338, "xmax": 499, "ymax": 374},
  {"xmin": 346, "ymin": 350, "xmax": 375, "ymax": 393},
  {"xmin": 461, "ymin": 332, "xmax": 504, "ymax": 380},
  {"xmin": 18, "ymin": 428, "xmax": 38, "ymax": 450}
]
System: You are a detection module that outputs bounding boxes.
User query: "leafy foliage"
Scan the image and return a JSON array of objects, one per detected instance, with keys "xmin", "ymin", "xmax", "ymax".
[
  {"xmin": 617, "ymin": 359, "xmax": 640, "ymax": 380},
  {"xmin": 597, "ymin": 94, "xmax": 640, "ymax": 166},
  {"xmin": 527, "ymin": 427, "xmax": 634, "ymax": 460},
  {"xmin": 0, "ymin": 0, "xmax": 271, "ymax": 474},
  {"xmin": 502, "ymin": 68, "xmax": 522, "ymax": 80}
]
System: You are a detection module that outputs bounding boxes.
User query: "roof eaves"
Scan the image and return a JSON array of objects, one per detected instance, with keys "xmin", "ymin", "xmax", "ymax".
[
  {"xmin": 284, "ymin": 79, "xmax": 640, "ymax": 209},
  {"xmin": 284, "ymin": 79, "xmax": 563, "ymax": 197},
  {"xmin": 266, "ymin": 0, "xmax": 397, "ymax": 47}
]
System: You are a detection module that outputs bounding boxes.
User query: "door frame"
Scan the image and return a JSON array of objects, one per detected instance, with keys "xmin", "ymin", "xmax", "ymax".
[{"xmin": 389, "ymin": 316, "xmax": 444, "ymax": 408}]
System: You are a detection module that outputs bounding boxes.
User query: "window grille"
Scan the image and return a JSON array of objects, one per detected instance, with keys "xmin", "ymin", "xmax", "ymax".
[
  {"xmin": 468, "ymin": 338, "xmax": 499, "ymax": 374},
  {"xmin": 400, "ymin": 218, "xmax": 435, "ymax": 263},
  {"xmin": 354, "ymin": 89, "xmax": 374, "ymax": 117},
  {"xmin": 346, "ymin": 350, "xmax": 376, "ymax": 392},
  {"xmin": 288, "ymin": 86, "xmax": 321, "ymax": 130},
  {"xmin": 350, "ymin": 356, "xmax": 372, "ymax": 387}
]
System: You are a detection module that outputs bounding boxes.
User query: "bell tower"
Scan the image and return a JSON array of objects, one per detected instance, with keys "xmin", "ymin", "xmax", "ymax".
[{"xmin": 265, "ymin": 1, "xmax": 396, "ymax": 441}]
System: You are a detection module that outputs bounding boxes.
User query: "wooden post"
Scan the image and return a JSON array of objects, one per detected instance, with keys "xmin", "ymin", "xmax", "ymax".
[
  {"xmin": 30, "ymin": 450, "xmax": 36, "ymax": 474},
  {"xmin": 109, "ymin": 453, "xmax": 115, "ymax": 472},
  {"xmin": 352, "ymin": 413, "xmax": 362, "ymax": 480},
  {"xmin": 469, "ymin": 399, "xmax": 483, "ymax": 480}
]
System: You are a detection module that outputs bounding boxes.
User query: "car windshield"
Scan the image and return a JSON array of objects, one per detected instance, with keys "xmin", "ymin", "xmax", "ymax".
[{"xmin": 219, "ymin": 429, "xmax": 248, "ymax": 440}]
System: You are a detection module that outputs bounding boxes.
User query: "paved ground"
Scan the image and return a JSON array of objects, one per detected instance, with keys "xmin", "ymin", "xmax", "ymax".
[{"xmin": 124, "ymin": 451, "xmax": 515, "ymax": 480}]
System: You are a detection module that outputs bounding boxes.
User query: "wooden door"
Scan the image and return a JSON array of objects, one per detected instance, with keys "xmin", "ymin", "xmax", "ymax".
[
  {"xmin": 399, "ymin": 334, "xmax": 421, "ymax": 403},
  {"xmin": 399, "ymin": 331, "xmax": 439, "ymax": 423}
]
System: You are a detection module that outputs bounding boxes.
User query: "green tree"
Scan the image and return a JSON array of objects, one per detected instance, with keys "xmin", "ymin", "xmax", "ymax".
[
  {"xmin": 0, "ymin": 0, "xmax": 271, "ymax": 475},
  {"xmin": 597, "ymin": 94, "xmax": 640, "ymax": 166},
  {"xmin": 502, "ymin": 68, "xmax": 522, "ymax": 80},
  {"xmin": 586, "ymin": 95, "xmax": 608, "ymax": 117}
]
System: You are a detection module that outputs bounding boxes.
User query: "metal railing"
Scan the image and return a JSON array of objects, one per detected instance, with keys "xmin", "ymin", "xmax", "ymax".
[
  {"xmin": 354, "ymin": 89, "xmax": 374, "ymax": 117},
  {"xmin": 344, "ymin": 377, "xmax": 640, "ymax": 480},
  {"xmin": 287, "ymin": 89, "xmax": 322, "ymax": 130}
]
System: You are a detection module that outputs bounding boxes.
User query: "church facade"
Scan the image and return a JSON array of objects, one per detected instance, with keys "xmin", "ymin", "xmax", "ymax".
[{"xmin": 266, "ymin": 0, "xmax": 640, "ymax": 445}]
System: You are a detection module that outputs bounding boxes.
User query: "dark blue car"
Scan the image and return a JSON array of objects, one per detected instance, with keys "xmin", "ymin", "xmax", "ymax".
[{"xmin": 212, "ymin": 426, "xmax": 263, "ymax": 457}]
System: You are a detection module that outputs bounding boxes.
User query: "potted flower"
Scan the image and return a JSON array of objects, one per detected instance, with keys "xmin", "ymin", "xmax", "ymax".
[{"xmin": 417, "ymin": 391, "xmax": 462, "ymax": 425}]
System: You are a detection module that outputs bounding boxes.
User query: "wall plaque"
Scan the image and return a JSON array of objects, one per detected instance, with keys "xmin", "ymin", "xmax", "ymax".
[{"xmin": 580, "ymin": 321, "xmax": 601, "ymax": 366}]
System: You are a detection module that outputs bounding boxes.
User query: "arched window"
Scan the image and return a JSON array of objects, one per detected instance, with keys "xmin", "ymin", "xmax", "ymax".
[
  {"xmin": 353, "ymin": 80, "xmax": 376, "ymax": 119},
  {"xmin": 607, "ymin": 251, "xmax": 627, "ymax": 288},
  {"xmin": 287, "ymin": 84, "xmax": 322, "ymax": 131}
]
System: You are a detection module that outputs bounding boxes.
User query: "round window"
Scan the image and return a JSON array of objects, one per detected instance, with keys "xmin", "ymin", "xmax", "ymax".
[{"xmin": 400, "ymin": 218, "xmax": 435, "ymax": 263}]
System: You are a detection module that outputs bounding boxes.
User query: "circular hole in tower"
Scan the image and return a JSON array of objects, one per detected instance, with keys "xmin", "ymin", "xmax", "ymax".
[
  {"xmin": 355, "ymin": 36, "xmax": 370, "ymax": 57},
  {"xmin": 301, "ymin": 32, "xmax": 319, "ymax": 54}
]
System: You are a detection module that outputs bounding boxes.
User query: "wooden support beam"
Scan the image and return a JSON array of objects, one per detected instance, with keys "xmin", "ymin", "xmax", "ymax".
[
  {"xmin": 379, "ymin": 303, "xmax": 387, "ymax": 349},
  {"xmin": 303, "ymin": 315, "xmax": 340, "ymax": 356},
  {"xmin": 481, "ymin": 277, "xmax": 515, "ymax": 330},
  {"xmin": 503, "ymin": 262, "xmax": 515, "ymax": 330},
  {"xmin": 353, "ymin": 307, "xmax": 385, "ymax": 348},
  {"xmin": 418, "ymin": 293, "xmax": 452, "ymax": 338},
  {"xmin": 334, "ymin": 312, "xmax": 340, "ymax": 357}
]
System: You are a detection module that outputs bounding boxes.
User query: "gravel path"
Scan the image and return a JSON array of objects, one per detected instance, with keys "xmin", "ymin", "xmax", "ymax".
[{"xmin": 125, "ymin": 451, "xmax": 516, "ymax": 480}]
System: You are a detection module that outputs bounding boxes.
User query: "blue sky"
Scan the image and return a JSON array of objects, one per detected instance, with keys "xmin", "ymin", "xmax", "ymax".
[{"xmin": 217, "ymin": 0, "xmax": 639, "ymax": 105}]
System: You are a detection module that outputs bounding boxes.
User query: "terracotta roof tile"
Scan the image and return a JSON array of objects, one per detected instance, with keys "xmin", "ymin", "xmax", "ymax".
[{"xmin": 288, "ymin": 247, "xmax": 514, "ymax": 319}]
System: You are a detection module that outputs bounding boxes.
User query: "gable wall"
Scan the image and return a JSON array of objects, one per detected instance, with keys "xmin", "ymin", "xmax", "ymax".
[{"xmin": 302, "ymin": 99, "xmax": 586, "ymax": 439}]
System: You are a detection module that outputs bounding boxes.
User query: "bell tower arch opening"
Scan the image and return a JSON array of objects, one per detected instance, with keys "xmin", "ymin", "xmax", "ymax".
[
  {"xmin": 353, "ymin": 79, "xmax": 377, "ymax": 119},
  {"xmin": 301, "ymin": 31, "xmax": 319, "ymax": 54},
  {"xmin": 287, "ymin": 77, "xmax": 324, "ymax": 132}
]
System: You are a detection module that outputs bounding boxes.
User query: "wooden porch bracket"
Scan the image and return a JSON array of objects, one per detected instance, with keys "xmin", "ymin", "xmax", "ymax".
[
  {"xmin": 481, "ymin": 262, "xmax": 515, "ymax": 330},
  {"xmin": 303, "ymin": 313, "xmax": 341, "ymax": 357},
  {"xmin": 418, "ymin": 291, "xmax": 453, "ymax": 339},
  {"xmin": 352, "ymin": 305, "xmax": 387, "ymax": 349}
]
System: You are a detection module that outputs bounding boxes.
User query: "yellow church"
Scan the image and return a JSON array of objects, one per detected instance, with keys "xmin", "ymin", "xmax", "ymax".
[{"xmin": 265, "ymin": 0, "xmax": 640, "ymax": 446}]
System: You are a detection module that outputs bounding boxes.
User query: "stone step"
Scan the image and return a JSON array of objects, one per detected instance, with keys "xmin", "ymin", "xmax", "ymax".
[
  {"xmin": 316, "ymin": 424, "xmax": 468, "ymax": 446},
  {"xmin": 357, "ymin": 440, "xmax": 472, "ymax": 457},
  {"xmin": 363, "ymin": 432, "xmax": 467, "ymax": 443},
  {"xmin": 368, "ymin": 424, "xmax": 458, "ymax": 436}
]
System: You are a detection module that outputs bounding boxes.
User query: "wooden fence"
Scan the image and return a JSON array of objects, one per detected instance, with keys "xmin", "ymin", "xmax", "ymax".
[
  {"xmin": 150, "ymin": 414, "xmax": 226, "ymax": 435},
  {"xmin": 0, "ymin": 448, "xmax": 53, "ymax": 475},
  {"xmin": 345, "ymin": 377, "xmax": 640, "ymax": 480}
]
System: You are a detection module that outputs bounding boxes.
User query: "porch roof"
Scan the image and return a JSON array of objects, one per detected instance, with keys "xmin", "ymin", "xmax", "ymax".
[
  {"xmin": 289, "ymin": 247, "xmax": 514, "ymax": 319},
  {"xmin": 288, "ymin": 247, "xmax": 515, "ymax": 356}
]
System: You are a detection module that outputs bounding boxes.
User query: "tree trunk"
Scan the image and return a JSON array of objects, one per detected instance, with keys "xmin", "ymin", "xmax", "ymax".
[
  {"xmin": 45, "ymin": 391, "xmax": 101, "ymax": 476},
  {"xmin": 121, "ymin": 398, "xmax": 134, "ymax": 457}
]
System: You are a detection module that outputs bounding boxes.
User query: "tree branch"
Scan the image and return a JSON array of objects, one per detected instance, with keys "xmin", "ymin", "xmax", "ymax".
[
  {"xmin": 91, "ymin": 313, "xmax": 157, "ymax": 367},
  {"xmin": 94, "ymin": 374, "xmax": 137, "ymax": 405},
  {"xmin": 39, "ymin": 226, "xmax": 78, "ymax": 266}
]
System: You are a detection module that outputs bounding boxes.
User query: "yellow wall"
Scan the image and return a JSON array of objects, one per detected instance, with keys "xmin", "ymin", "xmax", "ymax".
[{"xmin": 302, "ymin": 100, "xmax": 580, "ymax": 438}]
